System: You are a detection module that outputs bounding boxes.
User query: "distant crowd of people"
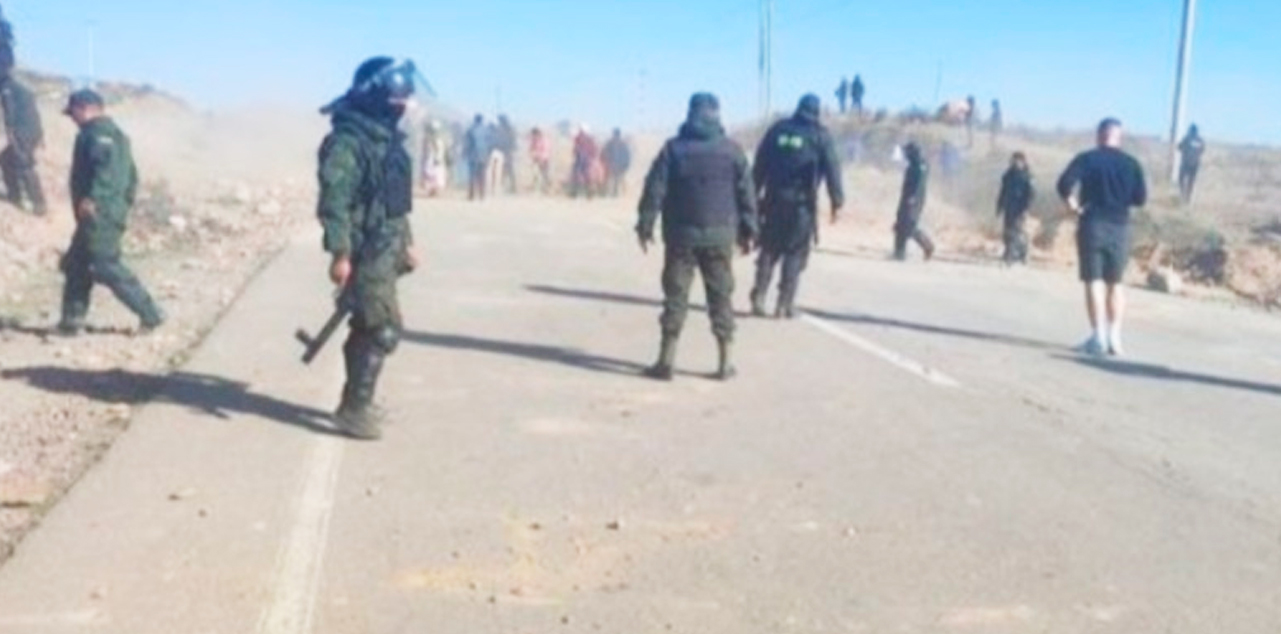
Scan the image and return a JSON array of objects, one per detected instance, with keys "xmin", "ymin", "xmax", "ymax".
[{"xmin": 415, "ymin": 115, "xmax": 633, "ymax": 202}]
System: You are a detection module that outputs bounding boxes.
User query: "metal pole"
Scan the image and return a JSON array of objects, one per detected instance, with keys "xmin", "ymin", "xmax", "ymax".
[
  {"xmin": 765, "ymin": 0, "xmax": 774, "ymax": 118},
  {"xmin": 87, "ymin": 20, "xmax": 97, "ymax": 82},
  {"xmin": 1168, "ymin": 0, "xmax": 1197, "ymax": 183}
]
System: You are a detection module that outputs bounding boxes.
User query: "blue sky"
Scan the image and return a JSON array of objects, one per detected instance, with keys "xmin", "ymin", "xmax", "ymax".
[{"xmin": 8, "ymin": 0, "xmax": 1280, "ymax": 144}]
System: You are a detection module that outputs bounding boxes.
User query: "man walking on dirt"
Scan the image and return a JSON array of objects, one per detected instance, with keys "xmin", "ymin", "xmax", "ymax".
[
  {"xmin": 749, "ymin": 94, "xmax": 844, "ymax": 319},
  {"xmin": 996, "ymin": 151, "xmax": 1034, "ymax": 265},
  {"xmin": 496, "ymin": 115, "xmax": 518, "ymax": 194},
  {"xmin": 636, "ymin": 92, "xmax": 757, "ymax": 381},
  {"xmin": 893, "ymin": 142, "xmax": 935, "ymax": 261},
  {"xmin": 57, "ymin": 89, "xmax": 165, "ymax": 336},
  {"xmin": 317, "ymin": 57, "xmax": 420, "ymax": 440},
  {"xmin": 1057, "ymin": 117, "xmax": 1148, "ymax": 357},
  {"xmin": 0, "ymin": 76, "xmax": 46, "ymax": 215}
]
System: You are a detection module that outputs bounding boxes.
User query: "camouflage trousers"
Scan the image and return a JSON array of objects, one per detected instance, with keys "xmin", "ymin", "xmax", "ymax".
[
  {"xmin": 659, "ymin": 243, "xmax": 736, "ymax": 341},
  {"xmin": 61, "ymin": 224, "xmax": 162, "ymax": 326},
  {"xmin": 347, "ymin": 235, "xmax": 408, "ymax": 352}
]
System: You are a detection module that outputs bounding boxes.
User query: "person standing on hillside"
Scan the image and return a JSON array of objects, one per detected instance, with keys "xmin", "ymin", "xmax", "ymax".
[
  {"xmin": 636, "ymin": 92, "xmax": 757, "ymax": 381},
  {"xmin": 990, "ymin": 99, "xmax": 1004, "ymax": 146},
  {"xmin": 1057, "ymin": 118, "xmax": 1148, "ymax": 357},
  {"xmin": 57, "ymin": 89, "xmax": 164, "ymax": 336},
  {"xmin": 464, "ymin": 114, "xmax": 491, "ymax": 201},
  {"xmin": 602, "ymin": 128, "xmax": 632, "ymax": 197},
  {"xmin": 316, "ymin": 57, "xmax": 420, "ymax": 440},
  {"xmin": 893, "ymin": 142, "xmax": 935, "ymax": 261},
  {"xmin": 1178, "ymin": 124, "xmax": 1206, "ymax": 205},
  {"xmin": 996, "ymin": 151, "xmax": 1035, "ymax": 265},
  {"xmin": 851, "ymin": 75, "xmax": 866, "ymax": 117},
  {"xmin": 0, "ymin": 77, "xmax": 46, "ymax": 215},
  {"xmin": 835, "ymin": 78, "xmax": 849, "ymax": 115},
  {"xmin": 749, "ymin": 94, "xmax": 844, "ymax": 319}
]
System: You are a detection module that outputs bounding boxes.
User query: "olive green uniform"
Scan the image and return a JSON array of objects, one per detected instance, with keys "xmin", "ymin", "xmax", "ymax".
[
  {"xmin": 636, "ymin": 97, "xmax": 757, "ymax": 378},
  {"xmin": 317, "ymin": 106, "xmax": 414, "ymax": 423},
  {"xmin": 60, "ymin": 116, "xmax": 162, "ymax": 331}
]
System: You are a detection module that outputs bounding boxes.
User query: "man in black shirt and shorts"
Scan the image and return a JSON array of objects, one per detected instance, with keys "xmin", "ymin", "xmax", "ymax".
[{"xmin": 1057, "ymin": 118, "xmax": 1147, "ymax": 357}]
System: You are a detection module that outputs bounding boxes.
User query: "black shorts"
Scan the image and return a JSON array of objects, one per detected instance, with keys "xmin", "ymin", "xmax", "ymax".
[{"xmin": 1077, "ymin": 220, "xmax": 1131, "ymax": 284}]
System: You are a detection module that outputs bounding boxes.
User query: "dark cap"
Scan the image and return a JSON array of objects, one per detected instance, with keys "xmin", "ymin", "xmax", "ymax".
[
  {"xmin": 687, "ymin": 92, "xmax": 720, "ymax": 119},
  {"xmin": 796, "ymin": 93, "xmax": 821, "ymax": 120},
  {"xmin": 1097, "ymin": 117, "xmax": 1123, "ymax": 135},
  {"xmin": 63, "ymin": 89, "xmax": 104, "ymax": 115}
]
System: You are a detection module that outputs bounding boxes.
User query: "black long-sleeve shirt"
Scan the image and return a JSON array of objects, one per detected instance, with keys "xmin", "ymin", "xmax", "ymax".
[{"xmin": 1056, "ymin": 147, "xmax": 1147, "ymax": 225}]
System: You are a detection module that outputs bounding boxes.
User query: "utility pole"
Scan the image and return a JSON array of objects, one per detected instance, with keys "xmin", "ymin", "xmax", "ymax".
[
  {"xmin": 86, "ymin": 20, "xmax": 97, "ymax": 82},
  {"xmin": 759, "ymin": 0, "xmax": 774, "ymax": 120},
  {"xmin": 1168, "ymin": 0, "xmax": 1197, "ymax": 183},
  {"xmin": 933, "ymin": 60, "xmax": 943, "ymax": 106}
]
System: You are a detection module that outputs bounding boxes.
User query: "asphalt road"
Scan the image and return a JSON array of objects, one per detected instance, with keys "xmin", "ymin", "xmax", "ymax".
[{"xmin": 1, "ymin": 198, "xmax": 1279, "ymax": 633}]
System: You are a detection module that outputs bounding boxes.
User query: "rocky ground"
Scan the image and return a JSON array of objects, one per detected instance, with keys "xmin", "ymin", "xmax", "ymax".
[{"xmin": 0, "ymin": 71, "xmax": 322, "ymax": 557}]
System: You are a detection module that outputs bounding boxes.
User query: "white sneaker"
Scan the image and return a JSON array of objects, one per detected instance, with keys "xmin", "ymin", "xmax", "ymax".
[
  {"xmin": 1108, "ymin": 341, "xmax": 1125, "ymax": 358},
  {"xmin": 1077, "ymin": 336, "xmax": 1107, "ymax": 357}
]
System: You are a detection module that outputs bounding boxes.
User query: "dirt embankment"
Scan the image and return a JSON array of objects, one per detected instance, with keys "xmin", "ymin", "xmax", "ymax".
[{"xmin": 0, "ymin": 70, "xmax": 325, "ymax": 558}]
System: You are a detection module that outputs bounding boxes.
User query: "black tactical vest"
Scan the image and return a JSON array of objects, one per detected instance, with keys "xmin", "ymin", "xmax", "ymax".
[{"xmin": 666, "ymin": 138, "xmax": 740, "ymax": 230}]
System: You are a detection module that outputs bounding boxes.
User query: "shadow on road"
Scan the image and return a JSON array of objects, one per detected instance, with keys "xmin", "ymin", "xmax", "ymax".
[
  {"xmin": 0, "ymin": 367, "xmax": 341, "ymax": 435},
  {"xmin": 803, "ymin": 307, "xmax": 1065, "ymax": 352},
  {"xmin": 0, "ymin": 319, "xmax": 137, "ymax": 339},
  {"xmin": 404, "ymin": 330, "xmax": 653, "ymax": 378},
  {"xmin": 525, "ymin": 284, "xmax": 755, "ymax": 318},
  {"xmin": 1064, "ymin": 356, "xmax": 1281, "ymax": 398}
]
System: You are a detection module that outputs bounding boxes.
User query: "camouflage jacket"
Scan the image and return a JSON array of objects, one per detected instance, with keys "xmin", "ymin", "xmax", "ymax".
[
  {"xmin": 70, "ymin": 116, "xmax": 138, "ymax": 228},
  {"xmin": 317, "ymin": 107, "xmax": 414, "ymax": 260}
]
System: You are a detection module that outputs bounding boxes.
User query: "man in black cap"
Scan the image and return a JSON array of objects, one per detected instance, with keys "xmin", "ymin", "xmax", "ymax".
[
  {"xmin": 58, "ymin": 89, "xmax": 165, "ymax": 335},
  {"xmin": 636, "ymin": 92, "xmax": 757, "ymax": 381},
  {"xmin": 0, "ymin": 75, "xmax": 46, "ymax": 214},
  {"xmin": 749, "ymin": 93, "xmax": 844, "ymax": 319},
  {"xmin": 316, "ymin": 57, "xmax": 420, "ymax": 440},
  {"xmin": 893, "ymin": 142, "xmax": 935, "ymax": 261}
]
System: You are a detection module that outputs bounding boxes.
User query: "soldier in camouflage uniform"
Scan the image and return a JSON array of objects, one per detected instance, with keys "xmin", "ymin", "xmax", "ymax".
[
  {"xmin": 317, "ymin": 57, "xmax": 419, "ymax": 440},
  {"xmin": 1, "ymin": 77, "xmax": 47, "ymax": 214},
  {"xmin": 58, "ymin": 89, "xmax": 164, "ymax": 335},
  {"xmin": 749, "ymin": 94, "xmax": 844, "ymax": 319},
  {"xmin": 636, "ymin": 92, "xmax": 757, "ymax": 381}
]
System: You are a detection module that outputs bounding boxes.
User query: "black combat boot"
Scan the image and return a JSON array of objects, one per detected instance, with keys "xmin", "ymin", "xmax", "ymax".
[
  {"xmin": 335, "ymin": 336, "xmax": 386, "ymax": 441},
  {"xmin": 643, "ymin": 334, "xmax": 678, "ymax": 381},
  {"xmin": 749, "ymin": 288, "xmax": 768, "ymax": 318},
  {"xmin": 775, "ymin": 288, "xmax": 797, "ymax": 320},
  {"xmin": 715, "ymin": 337, "xmax": 737, "ymax": 381}
]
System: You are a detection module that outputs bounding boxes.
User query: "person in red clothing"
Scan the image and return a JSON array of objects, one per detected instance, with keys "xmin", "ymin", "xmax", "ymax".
[{"xmin": 571, "ymin": 125, "xmax": 599, "ymax": 199}]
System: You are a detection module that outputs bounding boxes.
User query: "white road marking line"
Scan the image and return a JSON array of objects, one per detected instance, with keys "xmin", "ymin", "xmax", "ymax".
[
  {"xmin": 256, "ymin": 437, "xmax": 345, "ymax": 634},
  {"xmin": 801, "ymin": 313, "xmax": 963, "ymax": 388}
]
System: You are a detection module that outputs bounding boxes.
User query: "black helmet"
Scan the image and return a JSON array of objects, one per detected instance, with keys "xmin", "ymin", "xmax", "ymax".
[{"xmin": 322, "ymin": 56, "xmax": 418, "ymax": 116}]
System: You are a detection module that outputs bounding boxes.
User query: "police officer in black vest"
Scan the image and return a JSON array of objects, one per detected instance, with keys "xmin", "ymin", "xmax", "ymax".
[
  {"xmin": 749, "ymin": 94, "xmax": 844, "ymax": 319},
  {"xmin": 636, "ymin": 92, "xmax": 758, "ymax": 381}
]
